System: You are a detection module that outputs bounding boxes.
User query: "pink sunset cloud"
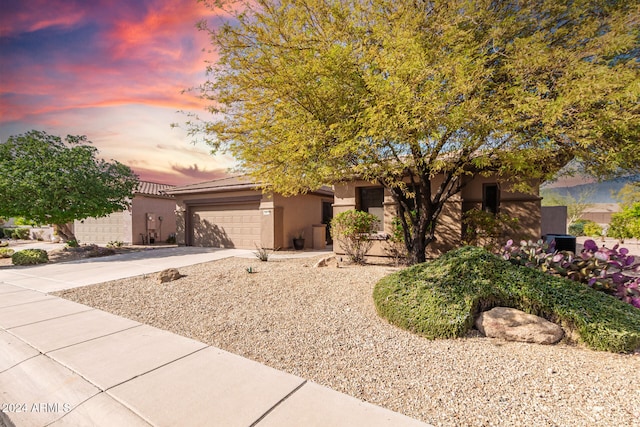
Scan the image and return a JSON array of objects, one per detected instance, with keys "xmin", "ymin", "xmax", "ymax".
[
  {"xmin": 0, "ymin": 0, "xmax": 233, "ymax": 185},
  {"xmin": 0, "ymin": 1, "xmax": 87, "ymax": 36}
]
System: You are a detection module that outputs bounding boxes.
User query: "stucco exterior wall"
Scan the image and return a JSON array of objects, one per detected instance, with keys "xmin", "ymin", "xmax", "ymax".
[
  {"xmin": 541, "ymin": 206, "xmax": 568, "ymax": 236},
  {"xmin": 173, "ymin": 189, "xmax": 331, "ymax": 250},
  {"xmin": 273, "ymin": 193, "xmax": 333, "ymax": 249},
  {"xmin": 333, "ymin": 180, "xmax": 463, "ymax": 258},
  {"xmin": 333, "ymin": 175, "xmax": 541, "ymax": 260},
  {"xmin": 131, "ymin": 196, "xmax": 176, "ymax": 244}
]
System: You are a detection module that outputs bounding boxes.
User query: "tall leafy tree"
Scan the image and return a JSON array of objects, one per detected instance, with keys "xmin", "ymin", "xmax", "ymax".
[
  {"xmin": 614, "ymin": 181, "xmax": 640, "ymax": 208},
  {"xmin": 0, "ymin": 131, "xmax": 139, "ymax": 241},
  {"xmin": 195, "ymin": 0, "xmax": 640, "ymax": 264},
  {"xmin": 540, "ymin": 186, "xmax": 595, "ymax": 226}
]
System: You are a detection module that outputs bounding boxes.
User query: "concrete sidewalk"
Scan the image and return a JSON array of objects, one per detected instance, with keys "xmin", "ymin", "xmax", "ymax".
[{"xmin": 0, "ymin": 248, "xmax": 429, "ymax": 427}]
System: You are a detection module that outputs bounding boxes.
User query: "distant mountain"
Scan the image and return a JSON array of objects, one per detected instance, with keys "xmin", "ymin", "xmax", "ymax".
[{"xmin": 541, "ymin": 174, "xmax": 640, "ymax": 204}]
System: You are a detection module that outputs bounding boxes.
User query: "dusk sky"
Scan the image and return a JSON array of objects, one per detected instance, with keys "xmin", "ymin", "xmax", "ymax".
[{"xmin": 0, "ymin": 0, "xmax": 235, "ymax": 186}]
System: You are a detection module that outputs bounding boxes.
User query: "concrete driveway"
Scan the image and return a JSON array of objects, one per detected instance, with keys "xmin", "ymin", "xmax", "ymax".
[{"xmin": 0, "ymin": 247, "xmax": 253, "ymax": 293}]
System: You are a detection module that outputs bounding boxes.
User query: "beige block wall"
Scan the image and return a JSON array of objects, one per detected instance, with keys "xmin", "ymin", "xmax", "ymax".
[
  {"xmin": 501, "ymin": 200, "xmax": 542, "ymax": 241},
  {"xmin": 427, "ymin": 199, "xmax": 463, "ymax": 257}
]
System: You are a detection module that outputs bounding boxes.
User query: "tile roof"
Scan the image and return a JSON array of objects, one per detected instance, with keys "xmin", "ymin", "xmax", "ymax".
[
  {"xmin": 136, "ymin": 181, "xmax": 175, "ymax": 197},
  {"xmin": 164, "ymin": 176, "xmax": 259, "ymax": 195},
  {"xmin": 165, "ymin": 175, "xmax": 333, "ymax": 196}
]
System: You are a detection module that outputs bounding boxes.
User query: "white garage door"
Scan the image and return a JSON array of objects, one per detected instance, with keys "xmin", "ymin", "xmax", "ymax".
[{"xmin": 190, "ymin": 203, "xmax": 261, "ymax": 248}]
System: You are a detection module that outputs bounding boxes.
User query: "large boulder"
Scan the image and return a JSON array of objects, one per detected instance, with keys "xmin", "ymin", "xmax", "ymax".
[
  {"xmin": 158, "ymin": 268, "xmax": 182, "ymax": 283},
  {"xmin": 475, "ymin": 307, "xmax": 564, "ymax": 345}
]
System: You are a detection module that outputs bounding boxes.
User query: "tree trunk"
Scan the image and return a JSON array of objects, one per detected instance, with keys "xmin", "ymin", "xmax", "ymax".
[
  {"xmin": 388, "ymin": 172, "xmax": 456, "ymax": 265},
  {"xmin": 405, "ymin": 217, "xmax": 437, "ymax": 265},
  {"xmin": 390, "ymin": 186, "xmax": 439, "ymax": 265},
  {"xmin": 54, "ymin": 223, "xmax": 76, "ymax": 242}
]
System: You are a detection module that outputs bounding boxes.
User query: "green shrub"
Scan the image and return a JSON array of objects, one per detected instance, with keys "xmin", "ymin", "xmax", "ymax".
[
  {"xmin": 66, "ymin": 238, "xmax": 79, "ymax": 248},
  {"xmin": 568, "ymin": 219, "xmax": 587, "ymax": 236},
  {"xmin": 373, "ymin": 246, "xmax": 640, "ymax": 353},
  {"xmin": 331, "ymin": 209, "xmax": 380, "ymax": 264},
  {"xmin": 11, "ymin": 228, "xmax": 30, "ymax": 240},
  {"xmin": 11, "ymin": 249, "xmax": 49, "ymax": 265},
  {"xmin": 582, "ymin": 220, "xmax": 603, "ymax": 237},
  {"xmin": 0, "ymin": 248, "xmax": 14, "ymax": 258},
  {"xmin": 384, "ymin": 217, "xmax": 409, "ymax": 266},
  {"xmin": 13, "ymin": 217, "xmax": 37, "ymax": 226},
  {"xmin": 3, "ymin": 228, "xmax": 15, "ymax": 239},
  {"xmin": 608, "ymin": 202, "xmax": 640, "ymax": 240},
  {"xmin": 462, "ymin": 208, "xmax": 521, "ymax": 252}
]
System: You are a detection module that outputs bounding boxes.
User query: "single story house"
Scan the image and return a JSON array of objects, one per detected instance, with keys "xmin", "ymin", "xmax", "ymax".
[
  {"xmin": 165, "ymin": 176, "xmax": 334, "ymax": 250},
  {"xmin": 580, "ymin": 203, "xmax": 622, "ymax": 226},
  {"xmin": 73, "ymin": 181, "xmax": 177, "ymax": 245},
  {"xmin": 333, "ymin": 174, "xmax": 541, "ymax": 258}
]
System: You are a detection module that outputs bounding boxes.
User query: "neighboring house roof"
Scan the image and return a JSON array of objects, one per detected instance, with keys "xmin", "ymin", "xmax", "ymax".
[
  {"xmin": 136, "ymin": 181, "xmax": 175, "ymax": 198},
  {"xmin": 165, "ymin": 175, "xmax": 333, "ymax": 197},
  {"xmin": 583, "ymin": 203, "xmax": 622, "ymax": 214}
]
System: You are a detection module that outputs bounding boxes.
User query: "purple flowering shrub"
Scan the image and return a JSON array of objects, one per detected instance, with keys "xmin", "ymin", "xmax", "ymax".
[{"xmin": 502, "ymin": 239, "xmax": 640, "ymax": 309}]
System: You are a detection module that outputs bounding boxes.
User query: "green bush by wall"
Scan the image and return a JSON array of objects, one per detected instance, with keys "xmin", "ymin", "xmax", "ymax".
[{"xmin": 11, "ymin": 249, "xmax": 48, "ymax": 265}]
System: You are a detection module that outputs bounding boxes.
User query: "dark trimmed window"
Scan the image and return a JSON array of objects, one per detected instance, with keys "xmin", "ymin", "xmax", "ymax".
[
  {"xmin": 482, "ymin": 183, "xmax": 500, "ymax": 214},
  {"xmin": 358, "ymin": 187, "xmax": 384, "ymax": 231}
]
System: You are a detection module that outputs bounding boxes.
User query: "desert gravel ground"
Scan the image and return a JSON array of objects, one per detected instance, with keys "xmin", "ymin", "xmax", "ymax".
[{"xmin": 55, "ymin": 255, "xmax": 640, "ymax": 427}]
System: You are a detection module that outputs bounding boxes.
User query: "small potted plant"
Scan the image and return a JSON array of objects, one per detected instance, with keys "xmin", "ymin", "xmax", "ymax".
[{"xmin": 293, "ymin": 230, "xmax": 305, "ymax": 250}]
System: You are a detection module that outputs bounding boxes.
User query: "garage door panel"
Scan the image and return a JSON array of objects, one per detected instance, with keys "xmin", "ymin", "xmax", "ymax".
[
  {"xmin": 191, "ymin": 203, "xmax": 261, "ymax": 248},
  {"xmin": 74, "ymin": 212, "xmax": 125, "ymax": 244}
]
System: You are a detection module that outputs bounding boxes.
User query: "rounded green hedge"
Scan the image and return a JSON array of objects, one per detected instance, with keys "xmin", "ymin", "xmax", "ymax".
[
  {"xmin": 12, "ymin": 249, "xmax": 49, "ymax": 265},
  {"xmin": 373, "ymin": 246, "xmax": 640, "ymax": 353}
]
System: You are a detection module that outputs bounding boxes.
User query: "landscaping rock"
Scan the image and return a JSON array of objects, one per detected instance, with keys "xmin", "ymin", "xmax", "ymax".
[
  {"xmin": 158, "ymin": 268, "xmax": 182, "ymax": 283},
  {"xmin": 475, "ymin": 307, "xmax": 564, "ymax": 345},
  {"xmin": 313, "ymin": 256, "xmax": 339, "ymax": 268}
]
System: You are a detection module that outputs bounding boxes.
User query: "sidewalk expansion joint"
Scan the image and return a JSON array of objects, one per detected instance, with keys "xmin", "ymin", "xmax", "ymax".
[
  {"xmin": 0, "ymin": 353, "xmax": 40, "ymax": 374},
  {"xmin": 103, "ymin": 346, "xmax": 209, "ymax": 392},
  {"xmin": 38, "ymin": 323, "xmax": 143, "ymax": 354},
  {"xmin": 1, "ymin": 302, "xmax": 94, "ymax": 328},
  {"xmin": 250, "ymin": 379, "xmax": 307, "ymax": 426}
]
